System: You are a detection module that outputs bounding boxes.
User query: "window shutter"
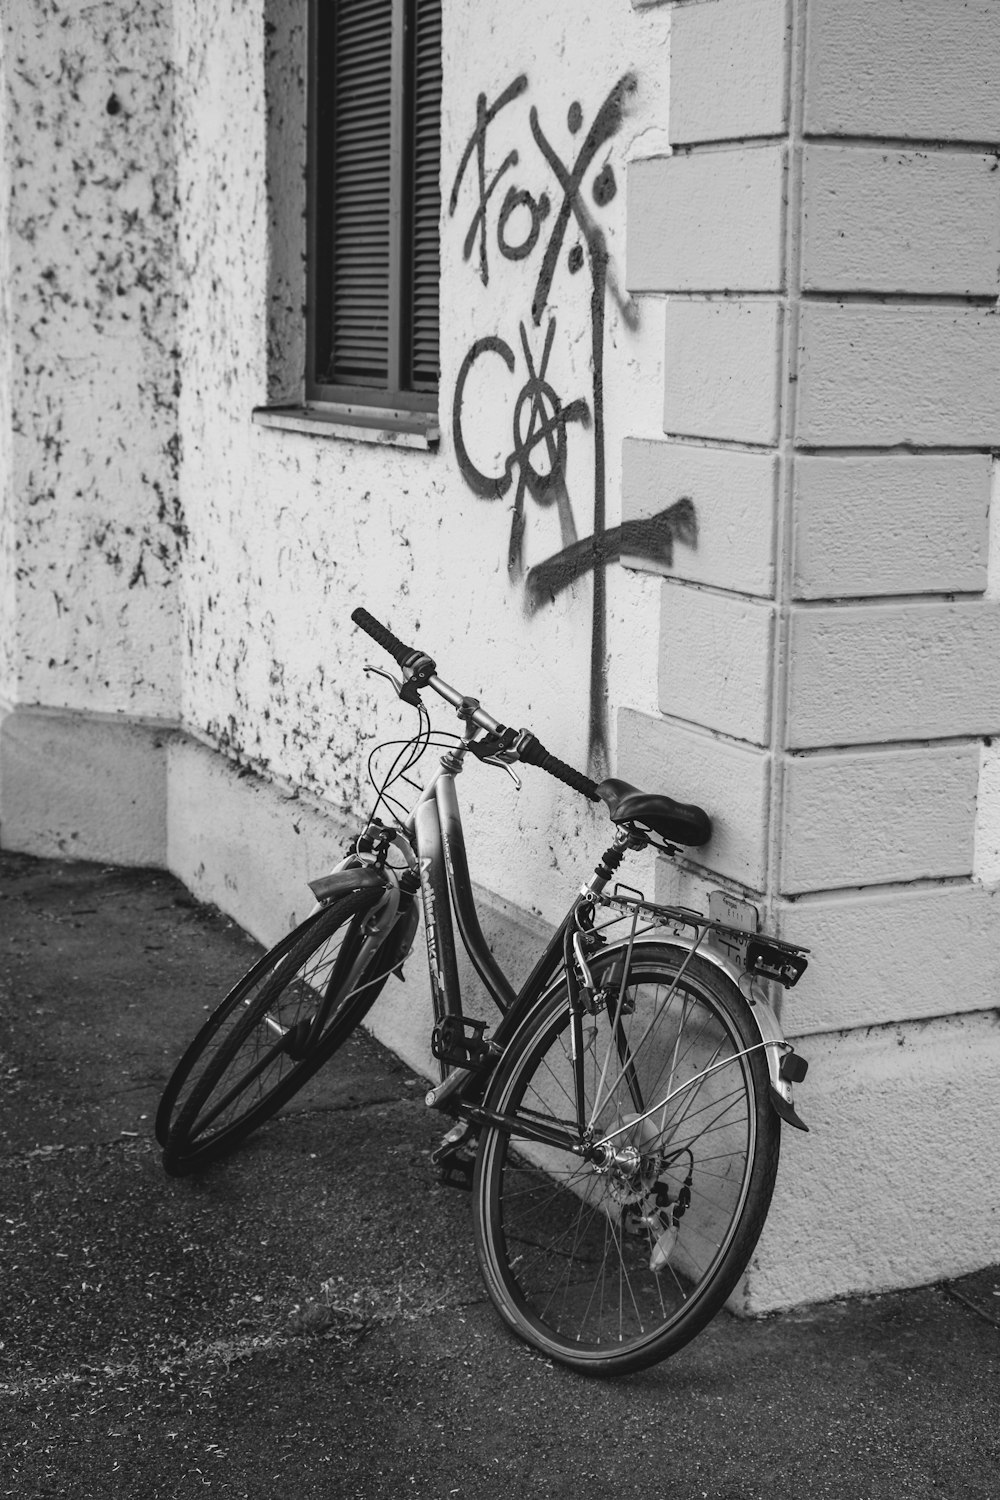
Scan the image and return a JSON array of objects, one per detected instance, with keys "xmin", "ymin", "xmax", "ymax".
[
  {"xmin": 408, "ymin": 0, "xmax": 441, "ymax": 392},
  {"xmin": 328, "ymin": 0, "xmax": 393, "ymax": 386},
  {"xmin": 310, "ymin": 0, "xmax": 440, "ymax": 404}
]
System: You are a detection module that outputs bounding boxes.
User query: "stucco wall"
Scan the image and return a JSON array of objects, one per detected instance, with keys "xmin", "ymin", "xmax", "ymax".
[
  {"xmin": 0, "ymin": 23, "xmax": 13, "ymax": 705},
  {"xmin": 0, "ymin": 0, "xmax": 181, "ymax": 720},
  {"xmin": 170, "ymin": 0, "xmax": 681, "ymax": 932}
]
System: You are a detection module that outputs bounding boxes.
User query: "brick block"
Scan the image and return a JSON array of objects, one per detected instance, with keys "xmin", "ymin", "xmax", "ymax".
[
  {"xmin": 792, "ymin": 453, "xmax": 990, "ymax": 599},
  {"xmin": 786, "ymin": 601, "xmax": 1000, "ymax": 748},
  {"xmin": 776, "ymin": 883, "xmax": 1000, "ymax": 1035},
  {"xmin": 780, "ymin": 744, "xmax": 979, "ymax": 893},
  {"xmin": 801, "ymin": 146, "xmax": 1000, "ymax": 296},
  {"xmin": 670, "ymin": 0, "xmax": 789, "ymax": 143},
  {"xmin": 796, "ymin": 306, "xmax": 1000, "ymax": 448},
  {"xmin": 618, "ymin": 707, "xmax": 771, "ymax": 887},
  {"xmin": 664, "ymin": 300, "xmax": 783, "ymax": 445},
  {"xmin": 804, "ymin": 0, "xmax": 1000, "ymax": 142},
  {"xmin": 974, "ymin": 740, "xmax": 1000, "ymax": 884},
  {"xmin": 659, "ymin": 583, "xmax": 774, "ymax": 745},
  {"xmin": 621, "ymin": 439, "xmax": 777, "ymax": 597},
  {"xmin": 627, "ymin": 147, "xmax": 785, "ymax": 293}
]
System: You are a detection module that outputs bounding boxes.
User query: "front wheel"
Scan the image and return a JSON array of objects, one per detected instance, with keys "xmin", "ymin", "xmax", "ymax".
[
  {"xmin": 158, "ymin": 889, "xmax": 399, "ymax": 1175},
  {"xmin": 472, "ymin": 944, "xmax": 780, "ymax": 1375}
]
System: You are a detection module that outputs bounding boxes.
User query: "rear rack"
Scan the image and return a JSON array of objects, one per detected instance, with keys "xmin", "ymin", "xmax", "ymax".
[{"xmin": 584, "ymin": 889, "xmax": 809, "ymax": 990}]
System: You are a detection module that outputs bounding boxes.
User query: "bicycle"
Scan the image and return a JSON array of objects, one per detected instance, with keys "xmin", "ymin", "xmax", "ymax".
[{"xmin": 156, "ymin": 606, "xmax": 810, "ymax": 1375}]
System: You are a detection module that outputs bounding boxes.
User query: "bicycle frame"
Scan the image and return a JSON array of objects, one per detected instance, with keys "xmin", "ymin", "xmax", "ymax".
[
  {"xmin": 309, "ymin": 736, "xmax": 807, "ymax": 1154},
  {"xmin": 304, "ymin": 743, "xmax": 597, "ymax": 1134},
  {"xmin": 159, "ymin": 604, "xmax": 813, "ymax": 1372},
  {"xmin": 413, "ymin": 755, "xmax": 573, "ymax": 1031}
]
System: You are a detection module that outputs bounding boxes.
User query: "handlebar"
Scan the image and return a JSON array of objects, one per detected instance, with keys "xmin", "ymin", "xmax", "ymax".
[
  {"xmin": 351, "ymin": 606, "xmax": 601, "ymax": 803},
  {"xmin": 351, "ymin": 607, "xmax": 427, "ymax": 672}
]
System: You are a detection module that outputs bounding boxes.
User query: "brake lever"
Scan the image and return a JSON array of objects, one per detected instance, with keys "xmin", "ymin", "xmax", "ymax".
[
  {"xmin": 482, "ymin": 756, "xmax": 522, "ymax": 790},
  {"xmin": 364, "ymin": 663, "xmax": 404, "ymax": 696}
]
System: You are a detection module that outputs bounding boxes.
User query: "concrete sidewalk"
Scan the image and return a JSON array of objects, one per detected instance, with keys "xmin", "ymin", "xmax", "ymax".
[{"xmin": 1, "ymin": 849, "xmax": 997, "ymax": 1500}]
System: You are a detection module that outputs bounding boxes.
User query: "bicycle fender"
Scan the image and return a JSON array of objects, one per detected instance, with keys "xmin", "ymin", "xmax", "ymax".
[
  {"xmin": 655, "ymin": 934, "xmax": 809, "ymax": 1133},
  {"xmin": 308, "ymin": 864, "xmax": 422, "ymax": 977},
  {"xmin": 307, "ymin": 865, "xmax": 390, "ymax": 903},
  {"xmin": 510, "ymin": 933, "xmax": 808, "ymax": 1134}
]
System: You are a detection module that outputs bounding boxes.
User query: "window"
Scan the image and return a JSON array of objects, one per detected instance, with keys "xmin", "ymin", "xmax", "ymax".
[{"xmin": 307, "ymin": 0, "xmax": 442, "ymax": 415}]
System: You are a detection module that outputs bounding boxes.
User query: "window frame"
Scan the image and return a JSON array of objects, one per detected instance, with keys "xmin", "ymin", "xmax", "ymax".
[{"xmin": 306, "ymin": 0, "xmax": 440, "ymax": 418}]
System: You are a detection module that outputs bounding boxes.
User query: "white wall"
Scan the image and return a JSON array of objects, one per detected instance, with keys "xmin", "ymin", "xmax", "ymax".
[
  {"xmin": 168, "ymin": 0, "xmax": 678, "ymax": 930},
  {"xmin": 0, "ymin": 0, "xmax": 181, "ymax": 721}
]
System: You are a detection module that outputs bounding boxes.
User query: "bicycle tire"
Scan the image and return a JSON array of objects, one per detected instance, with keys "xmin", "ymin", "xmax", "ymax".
[
  {"xmin": 158, "ymin": 890, "xmax": 393, "ymax": 1175},
  {"xmin": 155, "ymin": 918, "xmax": 307, "ymax": 1150},
  {"xmin": 472, "ymin": 943, "xmax": 780, "ymax": 1375}
]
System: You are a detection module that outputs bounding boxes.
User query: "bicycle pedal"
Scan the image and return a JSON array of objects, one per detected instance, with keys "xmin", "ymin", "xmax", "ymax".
[
  {"xmin": 431, "ymin": 1121, "xmax": 475, "ymax": 1162},
  {"xmin": 431, "ymin": 1015, "xmax": 499, "ymax": 1071},
  {"xmin": 431, "ymin": 1123, "xmax": 477, "ymax": 1191},
  {"xmin": 437, "ymin": 1155, "xmax": 474, "ymax": 1191}
]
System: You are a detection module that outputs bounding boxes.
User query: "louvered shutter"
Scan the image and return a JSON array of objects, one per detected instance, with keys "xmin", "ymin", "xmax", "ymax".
[
  {"xmin": 328, "ymin": 0, "xmax": 392, "ymax": 386},
  {"xmin": 408, "ymin": 0, "xmax": 441, "ymax": 391},
  {"xmin": 311, "ymin": 0, "xmax": 440, "ymax": 402}
]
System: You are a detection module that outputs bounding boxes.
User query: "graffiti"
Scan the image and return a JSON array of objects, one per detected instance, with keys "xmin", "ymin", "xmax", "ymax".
[
  {"xmin": 450, "ymin": 75, "xmax": 529, "ymax": 287},
  {"xmin": 451, "ymin": 74, "xmax": 695, "ymax": 772},
  {"xmin": 452, "ymin": 319, "xmax": 590, "ymax": 574},
  {"xmin": 524, "ymin": 498, "xmax": 696, "ymax": 612}
]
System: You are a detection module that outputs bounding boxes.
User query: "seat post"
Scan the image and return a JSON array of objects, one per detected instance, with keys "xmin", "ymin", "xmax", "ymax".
[{"xmin": 588, "ymin": 828, "xmax": 634, "ymax": 892}]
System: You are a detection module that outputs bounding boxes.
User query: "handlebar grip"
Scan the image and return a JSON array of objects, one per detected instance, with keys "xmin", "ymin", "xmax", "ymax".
[
  {"xmin": 517, "ymin": 732, "xmax": 600, "ymax": 803},
  {"xmin": 351, "ymin": 607, "xmax": 419, "ymax": 668},
  {"xmin": 542, "ymin": 753, "xmax": 601, "ymax": 802}
]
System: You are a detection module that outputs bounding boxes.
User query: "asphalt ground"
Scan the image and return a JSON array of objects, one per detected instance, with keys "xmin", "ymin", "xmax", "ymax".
[{"xmin": 1, "ymin": 849, "xmax": 997, "ymax": 1500}]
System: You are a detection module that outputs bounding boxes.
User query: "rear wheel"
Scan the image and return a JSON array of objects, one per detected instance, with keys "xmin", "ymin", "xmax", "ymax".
[
  {"xmin": 473, "ymin": 944, "xmax": 780, "ymax": 1374},
  {"xmin": 158, "ymin": 890, "xmax": 392, "ymax": 1174}
]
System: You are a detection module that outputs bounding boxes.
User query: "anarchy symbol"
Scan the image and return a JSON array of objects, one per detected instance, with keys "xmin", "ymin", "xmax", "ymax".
[{"xmin": 451, "ymin": 318, "xmax": 589, "ymax": 575}]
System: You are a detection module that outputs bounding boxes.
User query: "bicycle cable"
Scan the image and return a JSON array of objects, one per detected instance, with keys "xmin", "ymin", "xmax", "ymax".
[
  {"xmin": 364, "ymin": 693, "xmax": 431, "ymax": 825},
  {"xmin": 364, "ymin": 703, "xmax": 462, "ymax": 829}
]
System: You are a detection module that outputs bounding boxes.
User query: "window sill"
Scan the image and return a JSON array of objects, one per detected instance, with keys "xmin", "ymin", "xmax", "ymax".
[{"xmin": 252, "ymin": 403, "xmax": 440, "ymax": 451}]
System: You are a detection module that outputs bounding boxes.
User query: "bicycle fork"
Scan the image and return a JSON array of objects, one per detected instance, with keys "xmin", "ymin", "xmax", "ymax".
[{"xmin": 257, "ymin": 860, "xmax": 420, "ymax": 1060}]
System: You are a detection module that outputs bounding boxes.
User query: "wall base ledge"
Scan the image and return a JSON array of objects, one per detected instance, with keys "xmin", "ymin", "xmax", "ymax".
[{"xmin": 0, "ymin": 701, "xmax": 177, "ymax": 866}]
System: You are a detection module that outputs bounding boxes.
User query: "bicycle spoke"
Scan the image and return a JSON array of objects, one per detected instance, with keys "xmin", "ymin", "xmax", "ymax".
[
  {"xmin": 475, "ymin": 945, "xmax": 779, "ymax": 1371},
  {"xmin": 188, "ymin": 1033, "xmax": 290, "ymax": 1135},
  {"xmin": 161, "ymin": 892, "xmax": 397, "ymax": 1171}
]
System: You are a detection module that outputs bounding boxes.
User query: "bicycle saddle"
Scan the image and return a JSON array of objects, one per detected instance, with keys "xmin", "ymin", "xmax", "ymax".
[{"xmin": 596, "ymin": 778, "xmax": 712, "ymax": 848}]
